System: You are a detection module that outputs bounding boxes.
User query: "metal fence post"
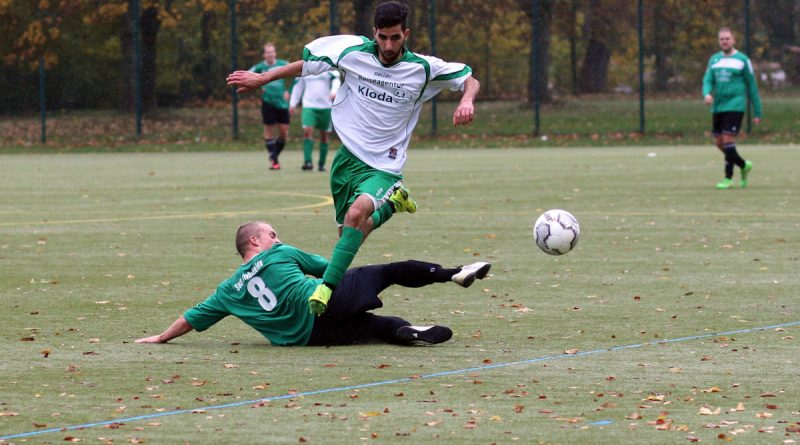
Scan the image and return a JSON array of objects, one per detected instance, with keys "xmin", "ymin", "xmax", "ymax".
[
  {"xmin": 132, "ymin": 0, "xmax": 142, "ymax": 140},
  {"xmin": 532, "ymin": 0, "xmax": 541, "ymax": 136},
  {"xmin": 428, "ymin": 0, "xmax": 437, "ymax": 136},
  {"xmin": 230, "ymin": 0, "xmax": 239, "ymax": 140},
  {"xmin": 744, "ymin": 0, "xmax": 752, "ymax": 133},
  {"xmin": 39, "ymin": 56, "xmax": 46, "ymax": 144},
  {"xmin": 638, "ymin": 0, "xmax": 645, "ymax": 134}
]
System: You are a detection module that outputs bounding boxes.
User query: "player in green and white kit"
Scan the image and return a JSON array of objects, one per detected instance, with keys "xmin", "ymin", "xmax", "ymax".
[
  {"xmin": 702, "ymin": 27, "xmax": 763, "ymax": 189},
  {"xmin": 249, "ymin": 43, "xmax": 292, "ymax": 170},
  {"xmin": 289, "ymin": 71, "xmax": 341, "ymax": 172},
  {"xmin": 134, "ymin": 222, "xmax": 491, "ymax": 346},
  {"xmin": 228, "ymin": 2, "xmax": 479, "ymax": 315}
]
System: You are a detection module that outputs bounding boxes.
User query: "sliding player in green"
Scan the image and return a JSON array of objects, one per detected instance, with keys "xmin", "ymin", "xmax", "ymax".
[
  {"xmin": 134, "ymin": 222, "xmax": 490, "ymax": 346},
  {"xmin": 702, "ymin": 27, "xmax": 763, "ymax": 189},
  {"xmin": 227, "ymin": 1, "xmax": 479, "ymax": 315}
]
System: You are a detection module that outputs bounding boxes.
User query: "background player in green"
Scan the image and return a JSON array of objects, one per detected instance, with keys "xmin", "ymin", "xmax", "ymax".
[
  {"xmin": 249, "ymin": 42, "xmax": 292, "ymax": 170},
  {"xmin": 289, "ymin": 70, "xmax": 341, "ymax": 172},
  {"xmin": 227, "ymin": 2, "xmax": 480, "ymax": 315},
  {"xmin": 134, "ymin": 221, "xmax": 490, "ymax": 346},
  {"xmin": 702, "ymin": 27, "xmax": 763, "ymax": 189}
]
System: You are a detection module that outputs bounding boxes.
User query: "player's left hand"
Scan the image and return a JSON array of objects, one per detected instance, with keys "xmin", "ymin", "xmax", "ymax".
[
  {"xmin": 453, "ymin": 100, "xmax": 474, "ymax": 126},
  {"xmin": 753, "ymin": 117, "xmax": 761, "ymax": 126},
  {"xmin": 226, "ymin": 71, "xmax": 264, "ymax": 94}
]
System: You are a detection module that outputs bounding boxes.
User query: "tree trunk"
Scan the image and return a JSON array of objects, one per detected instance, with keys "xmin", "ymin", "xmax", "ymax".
[
  {"xmin": 196, "ymin": 10, "xmax": 214, "ymax": 101},
  {"xmin": 353, "ymin": 0, "xmax": 374, "ymax": 37},
  {"xmin": 119, "ymin": 4, "xmax": 161, "ymax": 111},
  {"xmin": 120, "ymin": 9, "xmax": 134, "ymax": 111},
  {"xmin": 578, "ymin": 38, "xmax": 610, "ymax": 93},
  {"xmin": 140, "ymin": 6, "xmax": 160, "ymax": 111},
  {"xmin": 577, "ymin": 0, "xmax": 610, "ymax": 93},
  {"xmin": 651, "ymin": 1, "xmax": 671, "ymax": 92}
]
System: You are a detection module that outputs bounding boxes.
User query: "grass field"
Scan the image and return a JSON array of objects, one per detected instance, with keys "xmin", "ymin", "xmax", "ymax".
[{"xmin": 1, "ymin": 146, "xmax": 799, "ymax": 444}]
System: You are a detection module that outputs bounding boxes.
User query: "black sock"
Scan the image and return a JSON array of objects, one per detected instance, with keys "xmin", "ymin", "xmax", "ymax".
[
  {"xmin": 724, "ymin": 143, "xmax": 745, "ymax": 169},
  {"xmin": 275, "ymin": 138, "xmax": 286, "ymax": 158},
  {"xmin": 384, "ymin": 260, "xmax": 458, "ymax": 287},
  {"xmin": 265, "ymin": 139, "xmax": 277, "ymax": 161}
]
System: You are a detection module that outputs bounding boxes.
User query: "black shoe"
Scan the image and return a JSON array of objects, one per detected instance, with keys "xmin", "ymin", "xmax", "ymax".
[
  {"xmin": 302, "ymin": 162, "xmax": 313, "ymax": 171},
  {"xmin": 318, "ymin": 165, "xmax": 326, "ymax": 172},
  {"xmin": 395, "ymin": 325, "xmax": 452, "ymax": 345}
]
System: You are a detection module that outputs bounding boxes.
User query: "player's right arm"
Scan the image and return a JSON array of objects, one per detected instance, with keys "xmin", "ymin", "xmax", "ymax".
[{"xmin": 227, "ymin": 60, "xmax": 304, "ymax": 94}]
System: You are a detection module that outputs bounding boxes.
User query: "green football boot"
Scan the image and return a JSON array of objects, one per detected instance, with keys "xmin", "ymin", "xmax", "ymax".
[
  {"xmin": 716, "ymin": 178, "xmax": 733, "ymax": 189},
  {"xmin": 389, "ymin": 185, "xmax": 417, "ymax": 213},
  {"xmin": 740, "ymin": 160, "xmax": 753, "ymax": 188}
]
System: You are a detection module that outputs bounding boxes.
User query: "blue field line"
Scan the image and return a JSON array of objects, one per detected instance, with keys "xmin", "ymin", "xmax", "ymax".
[{"xmin": 2, "ymin": 320, "xmax": 798, "ymax": 441}]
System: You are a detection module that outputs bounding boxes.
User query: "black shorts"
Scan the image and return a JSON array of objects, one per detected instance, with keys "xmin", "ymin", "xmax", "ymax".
[
  {"xmin": 712, "ymin": 112, "xmax": 744, "ymax": 136},
  {"xmin": 261, "ymin": 101, "xmax": 290, "ymax": 125},
  {"xmin": 306, "ymin": 265, "xmax": 409, "ymax": 346}
]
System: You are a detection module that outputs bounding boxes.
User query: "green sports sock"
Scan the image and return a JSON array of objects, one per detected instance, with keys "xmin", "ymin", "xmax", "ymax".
[
  {"xmin": 318, "ymin": 142, "xmax": 329, "ymax": 167},
  {"xmin": 370, "ymin": 202, "xmax": 394, "ymax": 230},
  {"xmin": 303, "ymin": 138, "xmax": 313, "ymax": 163},
  {"xmin": 322, "ymin": 226, "xmax": 363, "ymax": 287}
]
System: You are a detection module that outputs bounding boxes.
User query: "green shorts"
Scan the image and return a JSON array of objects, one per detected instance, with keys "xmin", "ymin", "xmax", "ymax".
[
  {"xmin": 330, "ymin": 146, "xmax": 403, "ymax": 226},
  {"xmin": 302, "ymin": 108, "xmax": 333, "ymax": 132}
]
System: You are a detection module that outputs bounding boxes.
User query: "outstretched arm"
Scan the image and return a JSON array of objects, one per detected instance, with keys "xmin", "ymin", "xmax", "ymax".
[
  {"xmin": 453, "ymin": 76, "xmax": 480, "ymax": 126},
  {"xmin": 227, "ymin": 60, "xmax": 304, "ymax": 94},
  {"xmin": 135, "ymin": 315, "xmax": 194, "ymax": 344}
]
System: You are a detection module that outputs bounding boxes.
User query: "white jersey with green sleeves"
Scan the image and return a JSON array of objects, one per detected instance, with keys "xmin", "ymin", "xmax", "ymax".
[
  {"xmin": 302, "ymin": 35, "xmax": 472, "ymax": 174},
  {"xmin": 290, "ymin": 71, "xmax": 341, "ymax": 110}
]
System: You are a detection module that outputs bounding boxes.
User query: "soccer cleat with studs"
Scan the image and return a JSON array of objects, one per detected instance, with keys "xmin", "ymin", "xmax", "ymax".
[
  {"xmin": 740, "ymin": 160, "xmax": 753, "ymax": 188},
  {"xmin": 451, "ymin": 262, "xmax": 491, "ymax": 288},
  {"xmin": 716, "ymin": 178, "xmax": 733, "ymax": 189},
  {"xmin": 389, "ymin": 185, "xmax": 417, "ymax": 213},
  {"xmin": 395, "ymin": 325, "xmax": 453, "ymax": 345},
  {"xmin": 302, "ymin": 161, "xmax": 313, "ymax": 171}
]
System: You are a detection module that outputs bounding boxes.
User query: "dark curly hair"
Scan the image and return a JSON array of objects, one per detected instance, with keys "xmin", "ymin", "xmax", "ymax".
[{"xmin": 374, "ymin": 1, "xmax": 410, "ymax": 30}]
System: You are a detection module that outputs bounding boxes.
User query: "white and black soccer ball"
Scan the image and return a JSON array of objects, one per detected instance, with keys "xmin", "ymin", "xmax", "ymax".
[{"xmin": 533, "ymin": 209, "xmax": 580, "ymax": 255}]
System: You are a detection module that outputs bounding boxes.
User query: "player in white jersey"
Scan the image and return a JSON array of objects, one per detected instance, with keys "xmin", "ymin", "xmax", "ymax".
[
  {"xmin": 289, "ymin": 71, "xmax": 341, "ymax": 172},
  {"xmin": 227, "ymin": 1, "xmax": 479, "ymax": 315}
]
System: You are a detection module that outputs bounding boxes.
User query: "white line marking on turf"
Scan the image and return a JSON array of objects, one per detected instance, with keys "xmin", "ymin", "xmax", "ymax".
[
  {"xmin": 0, "ymin": 192, "xmax": 333, "ymax": 227},
  {"xmin": 2, "ymin": 320, "xmax": 798, "ymax": 441}
]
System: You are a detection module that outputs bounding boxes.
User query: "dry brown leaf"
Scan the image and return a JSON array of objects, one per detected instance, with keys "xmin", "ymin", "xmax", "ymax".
[{"xmin": 698, "ymin": 405, "xmax": 721, "ymax": 415}]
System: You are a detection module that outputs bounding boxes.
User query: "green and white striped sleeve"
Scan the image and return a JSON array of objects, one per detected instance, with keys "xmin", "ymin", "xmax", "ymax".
[{"xmin": 302, "ymin": 35, "xmax": 370, "ymax": 75}]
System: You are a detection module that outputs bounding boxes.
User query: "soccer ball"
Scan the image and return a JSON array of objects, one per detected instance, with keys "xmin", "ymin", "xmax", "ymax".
[{"xmin": 533, "ymin": 209, "xmax": 580, "ymax": 255}]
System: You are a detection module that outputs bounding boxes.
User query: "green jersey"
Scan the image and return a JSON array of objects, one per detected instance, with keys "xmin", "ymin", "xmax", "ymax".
[
  {"xmin": 249, "ymin": 59, "xmax": 291, "ymax": 108},
  {"xmin": 702, "ymin": 50, "xmax": 762, "ymax": 117},
  {"xmin": 183, "ymin": 244, "xmax": 327, "ymax": 346}
]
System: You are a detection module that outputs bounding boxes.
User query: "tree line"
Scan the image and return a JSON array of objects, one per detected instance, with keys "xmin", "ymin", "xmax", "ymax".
[{"xmin": 1, "ymin": 0, "xmax": 797, "ymax": 113}]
